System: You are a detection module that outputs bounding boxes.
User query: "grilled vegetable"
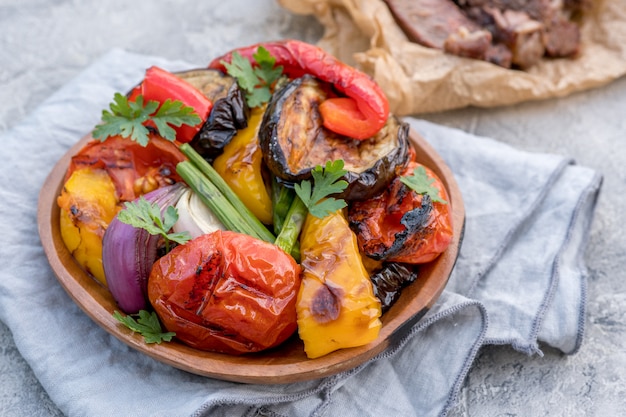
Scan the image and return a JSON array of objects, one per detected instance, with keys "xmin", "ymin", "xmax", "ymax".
[
  {"xmin": 127, "ymin": 66, "xmax": 213, "ymax": 144},
  {"xmin": 58, "ymin": 134, "xmax": 186, "ymax": 285},
  {"xmin": 102, "ymin": 183, "xmax": 187, "ymax": 313},
  {"xmin": 66, "ymin": 134, "xmax": 186, "ymax": 202},
  {"xmin": 296, "ymin": 209, "xmax": 382, "ymax": 359},
  {"xmin": 179, "ymin": 69, "xmax": 250, "ymax": 161},
  {"xmin": 271, "ymin": 177, "xmax": 295, "ymax": 234},
  {"xmin": 176, "ymin": 68, "xmax": 241, "ymax": 102},
  {"xmin": 259, "ymin": 75, "xmax": 410, "ymax": 201},
  {"xmin": 349, "ymin": 162, "xmax": 453, "ymax": 264},
  {"xmin": 212, "ymin": 106, "xmax": 273, "ymax": 224},
  {"xmin": 172, "ymin": 188, "xmax": 225, "ymax": 239},
  {"xmin": 209, "ymin": 39, "xmax": 390, "ymax": 139},
  {"xmin": 58, "ymin": 168, "xmax": 119, "ymax": 285},
  {"xmin": 57, "ymin": 41, "xmax": 456, "ymax": 360},
  {"xmin": 369, "ymin": 263, "xmax": 419, "ymax": 313},
  {"xmin": 177, "ymin": 144, "xmax": 275, "ymax": 243},
  {"xmin": 148, "ymin": 230, "xmax": 301, "ymax": 354}
]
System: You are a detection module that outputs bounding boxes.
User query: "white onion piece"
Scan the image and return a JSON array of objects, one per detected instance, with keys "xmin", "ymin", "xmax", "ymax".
[
  {"xmin": 102, "ymin": 183, "xmax": 187, "ymax": 314},
  {"xmin": 173, "ymin": 188, "xmax": 225, "ymax": 239}
]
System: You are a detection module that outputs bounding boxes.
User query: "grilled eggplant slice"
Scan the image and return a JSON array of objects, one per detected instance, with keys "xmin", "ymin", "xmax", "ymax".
[
  {"xmin": 177, "ymin": 69, "xmax": 250, "ymax": 161},
  {"xmin": 176, "ymin": 68, "xmax": 239, "ymax": 101},
  {"xmin": 259, "ymin": 75, "xmax": 410, "ymax": 201},
  {"xmin": 370, "ymin": 263, "xmax": 419, "ymax": 313}
]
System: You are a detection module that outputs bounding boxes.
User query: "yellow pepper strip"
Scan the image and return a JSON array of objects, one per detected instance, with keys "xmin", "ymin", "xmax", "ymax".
[
  {"xmin": 57, "ymin": 168, "xmax": 119, "ymax": 286},
  {"xmin": 212, "ymin": 107, "xmax": 273, "ymax": 225},
  {"xmin": 296, "ymin": 209, "xmax": 382, "ymax": 359}
]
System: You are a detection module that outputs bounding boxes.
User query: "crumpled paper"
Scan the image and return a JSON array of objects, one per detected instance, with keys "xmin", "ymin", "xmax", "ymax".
[{"xmin": 279, "ymin": 0, "xmax": 626, "ymax": 114}]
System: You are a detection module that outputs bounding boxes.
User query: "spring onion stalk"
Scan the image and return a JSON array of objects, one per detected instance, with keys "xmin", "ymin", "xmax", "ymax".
[
  {"xmin": 178, "ymin": 143, "xmax": 275, "ymax": 243},
  {"xmin": 271, "ymin": 177, "xmax": 295, "ymax": 235},
  {"xmin": 274, "ymin": 195, "xmax": 307, "ymax": 262},
  {"xmin": 176, "ymin": 161, "xmax": 259, "ymax": 238},
  {"xmin": 177, "ymin": 150, "xmax": 306, "ymax": 261}
]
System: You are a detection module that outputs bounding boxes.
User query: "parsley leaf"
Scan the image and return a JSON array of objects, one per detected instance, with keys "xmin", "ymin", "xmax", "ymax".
[
  {"xmin": 113, "ymin": 310, "xmax": 175, "ymax": 344},
  {"xmin": 92, "ymin": 93, "xmax": 201, "ymax": 146},
  {"xmin": 149, "ymin": 98, "xmax": 202, "ymax": 141},
  {"xmin": 400, "ymin": 166, "xmax": 448, "ymax": 204},
  {"xmin": 222, "ymin": 46, "xmax": 283, "ymax": 108},
  {"xmin": 224, "ymin": 52, "xmax": 259, "ymax": 92},
  {"xmin": 253, "ymin": 47, "xmax": 283, "ymax": 85},
  {"xmin": 117, "ymin": 196, "xmax": 191, "ymax": 251},
  {"xmin": 294, "ymin": 160, "xmax": 349, "ymax": 218}
]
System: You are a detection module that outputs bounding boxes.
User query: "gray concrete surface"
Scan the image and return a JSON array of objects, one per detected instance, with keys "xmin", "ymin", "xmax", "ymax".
[{"xmin": 1, "ymin": 0, "xmax": 624, "ymax": 416}]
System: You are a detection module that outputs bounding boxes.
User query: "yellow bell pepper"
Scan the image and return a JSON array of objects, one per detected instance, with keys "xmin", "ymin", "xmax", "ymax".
[
  {"xmin": 212, "ymin": 107, "xmax": 273, "ymax": 224},
  {"xmin": 296, "ymin": 209, "xmax": 382, "ymax": 359},
  {"xmin": 57, "ymin": 168, "xmax": 119, "ymax": 285}
]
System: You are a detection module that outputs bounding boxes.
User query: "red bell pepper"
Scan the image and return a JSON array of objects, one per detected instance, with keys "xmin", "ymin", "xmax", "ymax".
[
  {"xmin": 209, "ymin": 40, "xmax": 389, "ymax": 140},
  {"xmin": 130, "ymin": 66, "xmax": 213, "ymax": 143}
]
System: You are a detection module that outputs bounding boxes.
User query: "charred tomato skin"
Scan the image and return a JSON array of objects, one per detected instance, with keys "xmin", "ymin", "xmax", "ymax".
[
  {"xmin": 348, "ymin": 162, "xmax": 454, "ymax": 264},
  {"xmin": 259, "ymin": 75, "xmax": 410, "ymax": 201},
  {"xmin": 65, "ymin": 134, "xmax": 186, "ymax": 203},
  {"xmin": 147, "ymin": 230, "xmax": 301, "ymax": 355}
]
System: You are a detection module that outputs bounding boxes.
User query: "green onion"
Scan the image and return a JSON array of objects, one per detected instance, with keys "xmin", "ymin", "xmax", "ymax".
[
  {"xmin": 176, "ymin": 161, "xmax": 271, "ymax": 242},
  {"xmin": 178, "ymin": 144, "xmax": 275, "ymax": 243},
  {"xmin": 177, "ymin": 143, "xmax": 306, "ymax": 261},
  {"xmin": 271, "ymin": 177, "xmax": 295, "ymax": 235},
  {"xmin": 274, "ymin": 195, "xmax": 307, "ymax": 262}
]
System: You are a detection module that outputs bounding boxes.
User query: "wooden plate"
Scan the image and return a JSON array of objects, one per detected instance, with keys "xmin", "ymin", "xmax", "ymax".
[{"xmin": 37, "ymin": 128, "xmax": 465, "ymax": 384}]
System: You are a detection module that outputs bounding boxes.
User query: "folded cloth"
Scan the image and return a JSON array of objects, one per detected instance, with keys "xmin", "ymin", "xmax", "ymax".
[{"xmin": 0, "ymin": 50, "xmax": 602, "ymax": 417}]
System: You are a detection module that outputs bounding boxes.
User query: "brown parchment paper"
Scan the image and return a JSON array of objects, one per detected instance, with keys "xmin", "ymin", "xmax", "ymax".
[{"xmin": 279, "ymin": 0, "xmax": 626, "ymax": 115}]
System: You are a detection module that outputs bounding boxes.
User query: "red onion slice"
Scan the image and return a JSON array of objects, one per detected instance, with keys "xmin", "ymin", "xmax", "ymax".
[{"xmin": 103, "ymin": 183, "xmax": 187, "ymax": 313}]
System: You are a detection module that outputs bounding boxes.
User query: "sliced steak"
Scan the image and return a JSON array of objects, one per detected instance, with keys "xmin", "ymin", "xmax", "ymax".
[
  {"xmin": 543, "ymin": 15, "xmax": 580, "ymax": 57},
  {"xmin": 384, "ymin": 0, "xmax": 494, "ymax": 60},
  {"xmin": 385, "ymin": 0, "xmax": 584, "ymax": 69},
  {"xmin": 564, "ymin": 0, "xmax": 594, "ymax": 14},
  {"xmin": 484, "ymin": 8, "xmax": 546, "ymax": 68},
  {"xmin": 456, "ymin": 0, "xmax": 558, "ymax": 23}
]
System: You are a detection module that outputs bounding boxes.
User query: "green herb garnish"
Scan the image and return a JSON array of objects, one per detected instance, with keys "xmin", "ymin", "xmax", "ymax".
[
  {"xmin": 294, "ymin": 160, "xmax": 348, "ymax": 219},
  {"xmin": 400, "ymin": 166, "xmax": 447, "ymax": 204},
  {"xmin": 113, "ymin": 310, "xmax": 175, "ymax": 344},
  {"xmin": 117, "ymin": 196, "xmax": 191, "ymax": 252},
  {"xmin": 222, "ymin": 46, "xmax": 283, "ymax": 108},
  {"xmin": 92, "ymin": 93, "xmax": 201, "ymax": 146}
]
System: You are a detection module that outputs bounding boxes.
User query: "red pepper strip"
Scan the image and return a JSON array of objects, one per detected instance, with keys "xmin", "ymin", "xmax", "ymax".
[
  {"xmin": 208, "ymin": 40, "xmax": 389, "ymax": 140},
  {"xmin": 131, "ymin": 66, "xmax": 213, "ymax": 143},
  {"xmin": 127, "ymin": 84, "xmax": 142, "ymax": 101}
]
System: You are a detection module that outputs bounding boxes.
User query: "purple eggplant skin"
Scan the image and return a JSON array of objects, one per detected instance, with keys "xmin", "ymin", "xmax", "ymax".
[
  {"xmin": 177, "ymin": 68, "xmax": 250, "ymax": 162},
  {"xmin": 102, "ymin": 183, "xmax": 187, "ymax": 314},
  {"xmin": 259, "ymin": 75, "xmax": 410, "ymax": 201},
  {"xmin": 370, "ymin": 263, "xmax": 419, "ymax": 313}
]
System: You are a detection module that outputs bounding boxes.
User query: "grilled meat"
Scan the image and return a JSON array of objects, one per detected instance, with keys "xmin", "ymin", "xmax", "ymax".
[{"xmin": 385, "ymin": 0, "xmax": 585, "ymax": 69}]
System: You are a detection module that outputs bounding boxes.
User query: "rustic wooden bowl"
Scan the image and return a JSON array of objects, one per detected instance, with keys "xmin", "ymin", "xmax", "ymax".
[{"xmin": 37, "ymin": 128, "xmax": 465, "ymax": 384}]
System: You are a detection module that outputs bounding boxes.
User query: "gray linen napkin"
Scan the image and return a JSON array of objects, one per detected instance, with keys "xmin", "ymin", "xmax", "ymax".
[{"xmin": 0, "ymin": 50, "xmax": 601, "ymax": 417}]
